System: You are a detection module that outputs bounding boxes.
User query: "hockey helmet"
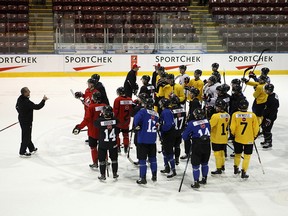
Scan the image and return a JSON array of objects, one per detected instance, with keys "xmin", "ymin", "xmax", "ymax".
[
  {"xmin": 238, "ymin": 99, "xmax": 249, "ymax": 111},
  {"xmin": 159, "ymin": 98, "xmax": 170, "ymax": 108},
  {"xmin": 141, "ymin": 75, "xmax": 151, "ymax": 83},
  {"xmin": 261, "ymin": 67, "xmax": 270, "ymax": 75},
  {"xmin": 189, "ymin": 87, "xmax": 200, "ymax": 97},
  {"xmin": 103, "ymin": 105, "xmax": 114, "ymax": 118},
  {"xmin": 144, "ymin": 98, "xmax": 154, "ymax": 110},
  {"xmin": 138, "ymin": 93, "xmax": 148, "ymax": 103},
  {"xmin": 212, "ymin": 63, "xmax": 219, "ymax": 69},
  {"xmin": 170, "ymin": 94, "xmax": 180, "ymax": 107},
  {"xmin": 179, "ymin": 65, "xmax": 187, "ymax": 71},
  {"xmin": 87, "ymin": 78, "xmax": 96, "ymax": 85},
  {"xmin": 258, "ymin": 75, "xmax": 268, "ymax": 83},
  {"xmin": 215, "ymin": 98, "xmax": 226, "ymax": 111},
  {"xmin": 208, "ymin": 75, "xmax": 217, "ymax": 84},
  {"xmin": 92, "ymin": 91, "xmax": 102, "ymax": 102},
  {"xmin": 216, "ymin": 84, "xmax": 230, "ymax": 94},
  {"xmin": 194, "ymin": 69, "xmax": 202, "ymax": 76},
  {"xmin": 167, "ymin": 73, "xmax": 175, "ymax": 80},
  {"xmin": 232, "ymin": 84, "xmax": 242, "ymax": 93},
  {"xmin": 116, "ymin": 87, "xmax": 125, "ymax": 95},
  {"xmin": 264, "ymin": 83, "xmax": 274, "ymax": 93},
  {"xmin": 193, "ymin": 108, "xmax": 206, "ymax": 120},
  {"xmin": 91, "ymin": 74, "xmax": 100, "ymax": 82},
  {"xmin": 231, "ymin": 78, "xmax": 241, "ymax": 86}
]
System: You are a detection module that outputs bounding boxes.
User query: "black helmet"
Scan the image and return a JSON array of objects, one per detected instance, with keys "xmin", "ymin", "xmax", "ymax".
[
  {"xmin": 179, "ymin": 65, "xmax": 187, "ymax": 71},
  {"xmin": 103, "ymin": 105, "xmax": 114, "ymax": 118},
  {"xmin": 167, "ymin": 73, "xmax": 174, "ymax": 80},
  {"xmin": 144, "ymin": 98, "xmax": 154, "ymax": 110},
  {"xmin": 141, "ymin": 75, "xmax": 150, "ymax": 83},
  {"xmin": 92, "ymin": 91, "xmax": 102, "ymax": 102},
  {"xmin": 216, "ymin": 84, "xmax": 230, "ymax": 94},
  {"xmin": 190, "ymin": 87, "xmax": 200, "ymax": 97},
  {"xmin": 212, "ymin": 71, "xmax": 221, "ymax": 81},
  {"xmin": 212, "ymin": 63, "xmax": 219, "ymax": 69},
  {"xmin": 232, "ymin": 84, "xmax": 242, "ymax": 93},
  {"xmin": 170, "ymin": 94, "xmax": 180, "ymax": 107},
  {"xmin": 261, "ymin": 67, "xmax": 270, "ymax": 75},
  {"xmin": 231, "ymin": 78, "xmax": 241, "ymax": 86},
  {"xmin": 193, "ymin": 108, "xmax": 205, "ymax": 120},
  {"xmin": 116, "ymin": 87, "xmax": 125, "ymax": 95},
  {"xmin": 87, "ymin": 78, "xmax": 96, "ymax": 85},
  {"xmin": 258, "ymin": 75, "xmax": 268, "ymax": 83},
  {"xmin": 159, "ymin": 98, "xmax": 170, "ymax": 108},
  {"xmin": 264, "ymin": 83, "xmax": 274, "ymax": 93},
  {"xmin": 138, "ymin": 93, "xmax": 148, "ymax": 103},
  {"xmin": 91, "ymin": 74, "xmax": 100, "ymax": 82},
  {"xmin": 208, "ymin": 75, "xmax": 217, "ymax": 84},
  {"xmin": 215, "ymin": 98, "xmax": 226, "ymax": 110},
  {"xmin": 194, "ymin": 69, "xmax": 202, "ymax": 76},
  {"xmin": 158, "ymin": 66, "xmax": 165, "ymax": 73},
  {"xmin": 238, "ymin": 99, "xmax": 249, "ymax": 111}
]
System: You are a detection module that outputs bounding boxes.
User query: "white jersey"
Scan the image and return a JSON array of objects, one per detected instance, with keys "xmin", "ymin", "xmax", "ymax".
[
  {"xmin": 176, "ymin": 74, "xmax": 190, "ymax": 86},
  {"xmin": 203, "ymin": 82, "xmax": 221, "ymax": 107}
]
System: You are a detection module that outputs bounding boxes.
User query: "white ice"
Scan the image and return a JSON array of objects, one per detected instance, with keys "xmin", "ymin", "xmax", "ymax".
[{"xmin": 0, "ymin": 75, "xmax": 288, "ymax": 216}]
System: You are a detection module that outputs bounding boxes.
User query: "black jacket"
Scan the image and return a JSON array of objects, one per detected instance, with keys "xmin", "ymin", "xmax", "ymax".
[
  {"xmin": 95, "ymin": 81, "xmax": 110, "ymax": 105},
  {"xmin": 263, "ymin": 93, "xmax": 279, "ymax": 121},
  {"xmin": 124, "ymin": 70, "xmax": 137, "ymax": 97},
  {"xmin": 16, "ymin": 95, "xmax": 45, "ymax": 124}
]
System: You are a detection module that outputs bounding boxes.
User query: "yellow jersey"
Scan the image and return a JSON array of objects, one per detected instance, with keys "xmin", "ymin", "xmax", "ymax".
[
  {"xmin": 210, "ymin": 112, "xmax": 230, "ymax": 144},
  {"xmin": 157, "ymin": 83, "xmax": 185, "ymax": 102},
  {"xmin": 188, "ymin": 78, "xmax": 204, "ymax": 101},
  {"xmin": 230, "ymin": 111, "xmax": 259, "ymax": 144},
  {"xmin": 246, "ymin": 81, "xmax": 268, "ymax": 104}
]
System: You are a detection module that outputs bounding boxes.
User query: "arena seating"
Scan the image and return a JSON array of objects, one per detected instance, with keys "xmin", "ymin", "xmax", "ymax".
[
  {"xmin": 0, "ymin": 0, "xmax": 29, "ymax": 53},
  {"xmin": 209, "ymin": 0, "xmax": 288, "ymax": 52},
  {"xmin": 52, "ymin": 0, "xmax": 196, "ymax": 44}
]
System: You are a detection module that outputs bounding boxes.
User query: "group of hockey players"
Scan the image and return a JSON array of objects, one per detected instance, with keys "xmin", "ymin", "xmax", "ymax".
[{"xmin": 71, "ymin": 62, "xmax": 279, "ymax": 189}]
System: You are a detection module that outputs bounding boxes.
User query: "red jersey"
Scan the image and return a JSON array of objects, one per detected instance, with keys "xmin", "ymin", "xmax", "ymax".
[
  {"xmin": 83, "ymin": 87, "xmax": 99, "ymax": 111},
  {"xmin": 113, "ymin": 96, "xmax": 133, "ymax": 129},
  {"xmin": 78, "ymin": 102, "xmax": 106, "ymax": 139}
]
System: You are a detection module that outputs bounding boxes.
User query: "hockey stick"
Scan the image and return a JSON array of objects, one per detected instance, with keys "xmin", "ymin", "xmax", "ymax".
[
  {"xmin": 254, "ymin": 142, "xmax": 265, "ymax": 174},
  {"xmin": 178, "ymin": 142, "xmax": 192, "ymax": 192},
  {"xmin": 157, "ymin": 130, "xmax": 163, "ymax": 154},
  {"xmin": 243, "ymin": 48, "xmax": 270, "ymax": 92},
  {"xmin": 0, "ymin": 122, "xmax": 19, "ymax": 132},
  {"xmin": 241, "ymin": 66, "xmax": 253, "ymax": 89},
  {"xmin": 70, "ymin": 89, "xmax": 84, "ymax": 104},
  {"xmin": 127, "ymin": 129, "xmax": 137, "ymax": 165},
  {"xmin": 227, "ymin": 143, "xmax": 244, "ymax": 159},
  {"xmin": 223, "ymin": 68, "xmax": 226, "ymax": 84}
]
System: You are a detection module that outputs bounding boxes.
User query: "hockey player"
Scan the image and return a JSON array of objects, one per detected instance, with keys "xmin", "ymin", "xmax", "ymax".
[
  {"xmin": 170, "ymin": 94, "xmax": 187, "ymax": 165},
  {"xmin": 203, "ymin": 75, "xmax": 221, "ymax": 119},
  {"xmin": 139, "ymin": 75, "xmax": 155, "ymax": 99},
  {"xmin": 187, "ymin": 69, "xmax": 204, "ymax": 102},
  {"xmin": 261, "ymin": 84, "xmax": 279, "ymax": 149},
  {"xmin": 180, "ymin": 87, "xmax": 202, "ymax": 160},
  {"xmin": 152, "ymin": 63, "xmax": 161, "ymax": 88},
  {"xmin": 113, "ymin": 87, "xmax": 133, "ymax": 153},
  {"xmin": 248, "ymin": 67, "xmax": 271, "ymax": 84},
  {"xmin": 91, "ymin": 74, "xmax": 110, "ymax": 105},
  {"xmin": 241, "ymin": 75, "xmax": 268, "ymax": 126},
  {"xmin": 230, "ymin": 99, "xmax": 259, "ymax": 179},
  {"xmin": 124, "ymin": 64, "xmax": 140, "ymax": 97},
  {"xmin": 216, "ymin": 84, "xmax": 231, "ymax": 113},
  {"xmin": 177, "ymin": 65, "xmax": 190, "ymax": 86},
  {"xmin": 72, "ymin": 92, "xmax": 106, "ymax": 169},
  {"xmin": 94, "ymin": 105, "xmax": 120, "ymax": 180},
  {"xmin": 159, "ymin": 98, "xmax": 177, "ymax": 178},
  {"xmin": 211, "ymin": 63, "xmax": 221, "ymax": 83},
  {"xmin": 133, "ymin": 97, "xmax": 159, "ymax": 184},
  {"xmin": 182, "ymin": 108, "xmax": 211, "ymax": 189},
  {"xmin": 210, "ymin": 99, "xmax": 230, "ymax": 175}
]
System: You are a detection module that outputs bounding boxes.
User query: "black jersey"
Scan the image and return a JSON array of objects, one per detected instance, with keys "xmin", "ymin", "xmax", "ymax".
[
  {"xmin": 172, "ymin": 106, "xmax": 187, "ymax": 136},
  {"xmin": 139, "ymin": 84, "xmax": 155, "ymax": 99},
  {"xmin": 94, "ymin": 116, "xmax": 119, "ymax": 149}
]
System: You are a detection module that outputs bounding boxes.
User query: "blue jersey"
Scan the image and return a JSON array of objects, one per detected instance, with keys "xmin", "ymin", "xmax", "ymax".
[
  {"xmin": 182, "ymin": 119, "xmax": 211, "ymax": 141},
  {"xmin": 160, "ymin": 108, "xmax": 175, "ymax": 133},
  {"xmin": 133, "ymin": 108, "xmax": 159, "ymax": 144}
]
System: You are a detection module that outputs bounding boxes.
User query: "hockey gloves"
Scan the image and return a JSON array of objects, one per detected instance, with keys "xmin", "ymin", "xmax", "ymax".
[
  {"xmin": 241, "ymin": 78, "xmax": 249, "ymax": 83},
  {"xmin": 72, "ymin": 125, "xmax": 81, "ymax": 135},
  {"xmin": 75, "ymin": 92, "xmax": 83, "ymax": 99}
]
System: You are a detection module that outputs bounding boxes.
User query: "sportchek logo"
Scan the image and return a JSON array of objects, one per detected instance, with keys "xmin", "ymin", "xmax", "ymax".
[{"xmin": 0, "ymin": 65, "xmax": 26, "ymax": 72}]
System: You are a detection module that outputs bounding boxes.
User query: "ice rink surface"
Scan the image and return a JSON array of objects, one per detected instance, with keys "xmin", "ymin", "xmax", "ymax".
[{"xmin": 0, "ymin": 75, "xmax": 288, "ymax": 216}]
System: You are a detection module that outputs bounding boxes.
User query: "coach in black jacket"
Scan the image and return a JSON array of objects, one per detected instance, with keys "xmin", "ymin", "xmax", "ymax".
[
  {"xmin": 16, "ymin": 87, "xmax": 48, "ymax": 157},
  {"xmin": 124, "ymin": 64, "xmax": 140, "ymax": 98}
]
